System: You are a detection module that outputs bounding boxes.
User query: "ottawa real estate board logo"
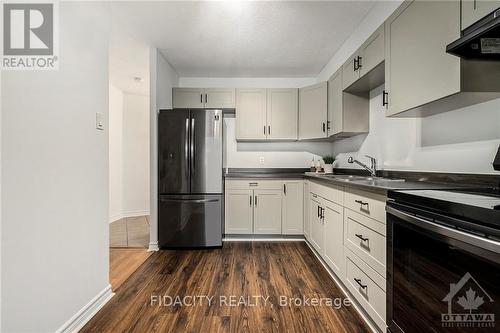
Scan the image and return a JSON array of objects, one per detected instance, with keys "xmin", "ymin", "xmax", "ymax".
[
  {"xmin": 442, "ymin": 272, "xmax": 495, "ymax": 328},
  {"xmin": 1, "ymin": 1, "xmax": 58, "ymax": 70}
]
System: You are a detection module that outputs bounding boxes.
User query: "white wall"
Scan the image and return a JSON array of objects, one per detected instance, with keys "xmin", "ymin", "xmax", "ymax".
[
  {"xmin": 1, "ymin": 2, "xmax": 111, "ymax": 332},
  {"xmin": 224, "ymin": 117, "xmax": 332, "ymax": 169},
  {"xmin": 149, "ymin": 49, "xmax": 179, "ymax": 250},
  {"xmin": 333, "ymin": 86, "xmax": 500, "ymax": 174},
  {"xmin": 109, "ymin": 84, "xmax": 124, "ymax": 222},
  {"xmin": 123, "ymin": 93, "xmax": 150, "ymax": 216},
  {"xmin": 0, "ymin": 57, "xmax": 3, "ymax": 332},
  {"xmin": 109, "ymin": 86, "xmax": 150, "ymax": 222}
]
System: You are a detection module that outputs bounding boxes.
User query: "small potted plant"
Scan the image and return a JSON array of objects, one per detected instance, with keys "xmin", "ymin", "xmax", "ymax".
[{"xmin": 322, "ymin": 155, "xmax": 335, "ymax": 174}]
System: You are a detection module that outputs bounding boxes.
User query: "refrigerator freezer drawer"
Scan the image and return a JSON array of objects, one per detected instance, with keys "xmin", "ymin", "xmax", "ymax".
[{"xmin": 158, "ymin": 194, "xmax": 223, "ymax": 248}]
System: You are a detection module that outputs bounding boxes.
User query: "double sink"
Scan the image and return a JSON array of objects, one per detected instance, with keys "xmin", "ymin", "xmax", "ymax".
[{"xmin": 316, "ymin": 174, "xmax": 406, "ymax": 187}]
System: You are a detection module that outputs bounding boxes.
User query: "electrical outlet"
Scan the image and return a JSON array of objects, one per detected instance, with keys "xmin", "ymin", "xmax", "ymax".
[{"xmin": 259, "ymin": 156, "xmax": 265, "ymax": 165}]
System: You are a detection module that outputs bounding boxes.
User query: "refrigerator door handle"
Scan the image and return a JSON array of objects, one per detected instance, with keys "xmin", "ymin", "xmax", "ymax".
[
  {"xmin": 191, "ymin": 117, "xmax": 195, "ymax": 175},
  {"xmin": 185, "ymin": 118, "xmax": 190, "ymax": 178}
]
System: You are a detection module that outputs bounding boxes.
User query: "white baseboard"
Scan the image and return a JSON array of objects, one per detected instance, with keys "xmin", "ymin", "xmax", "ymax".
[
  {"xmin": 303, "ymin": 240, "xmax": 381, "ymax": 333},
  {"xmin": 56, "ymin": 284, "xmax": 114, "ymax": 333},
  {"xmin": 148, "ymin": 241, "xmax": 159, "ymax": 252}
]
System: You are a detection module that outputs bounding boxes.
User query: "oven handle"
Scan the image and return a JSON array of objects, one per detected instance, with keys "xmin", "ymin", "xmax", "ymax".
[{"xmin": 387, "ymin": 206, "xmax": 500, "ymax": 254}]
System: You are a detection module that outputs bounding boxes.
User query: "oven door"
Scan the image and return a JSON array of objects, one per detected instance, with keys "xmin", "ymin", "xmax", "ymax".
[{"xmin": 387, "ymin": 204, "xmax": 500, "ymax": 333}]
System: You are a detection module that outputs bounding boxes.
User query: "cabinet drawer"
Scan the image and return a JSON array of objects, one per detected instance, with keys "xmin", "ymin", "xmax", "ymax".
[
  {"xmin": 225, "ymin": 180, "xmax": 283, "ymax": 190},
  {"xmin": 344, "ymin": 188, "xmax": 386, "ymax": 222},
  {"xmin": 345, "ymin": 209, "xmax": 386, "ymax": 277},
  {"xmin": 345, "ymin": 250, "xmax": 386, "ymax": 331},
  {"xmin": 309, "ymin": 181, "xmax": 343, "ymax": 205}
]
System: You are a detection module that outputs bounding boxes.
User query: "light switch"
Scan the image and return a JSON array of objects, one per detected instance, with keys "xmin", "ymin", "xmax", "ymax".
[
  {"xmin": 96, "ymin": 112, "xmax": 104, "ymax": 130},
  {"xmin": 259, "ymin": 156, "xmax": 265, "ymax": 165}
]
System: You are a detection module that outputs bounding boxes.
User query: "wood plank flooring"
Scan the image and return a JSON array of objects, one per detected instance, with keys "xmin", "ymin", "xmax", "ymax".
[
  {"xmin": 109, "ymin": 248, "xmax": 152, "ymax": 291},
  {"xmin": 82, "ymin": 242, "xmax": 370, "ymax": 333}
]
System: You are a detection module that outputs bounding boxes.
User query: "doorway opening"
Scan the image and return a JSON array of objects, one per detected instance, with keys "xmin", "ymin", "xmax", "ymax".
[{"xmin": 108, "ymin": 30, "xmax": 151, "ymax": 291}]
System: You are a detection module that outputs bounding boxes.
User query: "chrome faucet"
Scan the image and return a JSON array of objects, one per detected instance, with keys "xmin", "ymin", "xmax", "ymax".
[{"xmin": 348, "ymin": 155, "xmax": 377, "ymax": 177}]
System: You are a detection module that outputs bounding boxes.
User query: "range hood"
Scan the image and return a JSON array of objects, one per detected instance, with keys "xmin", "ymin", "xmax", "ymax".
[{"xmin": 447, "ymin": 8, "xmax": 500, "ymax": 59}]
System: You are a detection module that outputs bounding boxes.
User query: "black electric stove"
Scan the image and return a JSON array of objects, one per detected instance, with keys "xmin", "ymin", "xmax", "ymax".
[
  {"xmin": 386, "ymin": 188, "xmax": 500, "ymax": 333},
  {"xmin": 388, "ymin": 188, "xmax": 500, "ymax": 233}
]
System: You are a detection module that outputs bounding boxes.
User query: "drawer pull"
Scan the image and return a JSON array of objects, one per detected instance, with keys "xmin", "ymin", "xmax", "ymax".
[
  {"xmin": 249, "ymin": 182, "xmax": 258, "ymax": 187},
  {"xmin": 355, "ymin": 234, "xmax": 369, "ymax": 242},
  {"xmin": 354, "ymin": 278, "xmax": 367, "ymax": 289},
  {"xmin": 355, "ymin": 199, "xmax": 368, "ymax": 206}
]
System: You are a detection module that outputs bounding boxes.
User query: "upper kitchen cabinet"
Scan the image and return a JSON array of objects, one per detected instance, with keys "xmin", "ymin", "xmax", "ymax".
[
  {"xmin": 173, "ymin": 88, "xmax": 235, "ymax": 109},
  {"xmin": 266, "ymin": 88, "xmax": 298, "ymax": 140},
  {"xmin": 236, "ymin": 89, "xmax": 267, "ymax": 140},
  {"xmin": 461, "ymin": 0, "xmax": 500, "ymax": 30},
  {"xmin": 204, "ymin": 88, "xmax": 236, "ymax": 108},
  {"xmin": 173, "ymin": 88, "xmax": 205, "ymax": 108},
  {"xmin": 298, "ymin": 82, "xmax": 328, "ymax": 140},
  {"xmin": 235, "ymin": 88, "xmax": 298, "ymax": 141},
  {"xmin": 385, "ymin": 0, "xmax": 500, "ymax": 117},
  {"xmin": 343, "ymin": 25, "xmax": 385, "ymax": 94},
  {"xmin": 342, "ymin": 54, "xmax": 361, "ymax": 90},
  {"xmin": 327, "ymin": 69, "xmax": 369, "ymax": 138}
]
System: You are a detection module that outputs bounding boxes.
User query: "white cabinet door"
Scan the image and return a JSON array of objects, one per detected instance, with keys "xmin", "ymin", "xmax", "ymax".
[
  {"xmin": 342, "ymin": 53, "xmax": 361, "ymax": 90},
  {"xmin": 359, "ymin": 25, "xmax": 385, "ymax": 78},
  {"xmin": 298, "ymin": 82, "xmax": 328, "ymax": 140},
  {"xmin": 462, "ymin": 0, "xmax": 500, "ymax": 30},
  {"xmin": 327, "ymin": 70, "xmax": 343, "ymax": 136},
  {"xmin": 309, "ymin": 195, "xmax": 324, "ymax": 253},
  {"xmin": 253, "ymin": 189, "xmax": 282, "ymax": 234},
  {"xmin": 225, "ymin": 189, "xmax": 253, "ymax": 234},
  {"xmin": 385, "ymin": 0, "xmax": 460, "ymax": 116},
  {"xmin": 236, "ymin": 89, "xmax": 267, "ymax": 140},
  {"xmin": 266, "ymin": 88, "xmax": 298, "ymax": 140},
  {"xmin": 303, "ymin": 182, "xmax": 310, "ymax": 240},
  {"xmin": 173, "ymin": 88, "xmax": 205, "ymax": 109},
  {"xmin": 282, "ymin": 181, "xmax": 303, "ymax": 235},
  {"xmin": 205, "ymin": 88, "xmax": 235, "ymax": 108},
  {"xmin": 322, "ymin": 200, "xmax": 345, "ymax": 278}
]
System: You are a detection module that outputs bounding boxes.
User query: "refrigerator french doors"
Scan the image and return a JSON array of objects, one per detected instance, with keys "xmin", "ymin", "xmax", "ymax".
[{"xmin": 158, "ymin": 109, "xmax": 223, "ymax": 248}]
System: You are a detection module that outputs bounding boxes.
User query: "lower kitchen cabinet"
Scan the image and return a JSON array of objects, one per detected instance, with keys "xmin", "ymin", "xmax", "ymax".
[
  {"xmin": 309, "ymin": 194, "xmax": 324, "ymax": 253},
  {"xmin": 225, "ymin": 179, "xmax": 304, "ymax": 235},
  {"xmin": 303, "ymin": 181, "xmax": 310, "ymax": 240},
  {"xmin": 322, "ymin": 200, "xmax": 345, "ymax": 279},
  {"xmin": 225, "ymin": 189, "xmax": 254, "ymax": 234},
  {"xmin": 253, "ymin": 189, "xmax": 282, "ymax": 234},
  {"xmin": 282, "ymin": 181, "xmax": 304, "ymax": 235},
  {"xmin": 305, "ymin": 180, "xmax": 387, "ymax": 332}
]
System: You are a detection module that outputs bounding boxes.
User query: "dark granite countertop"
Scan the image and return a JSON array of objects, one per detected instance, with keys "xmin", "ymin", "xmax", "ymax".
[
  {"xmin": 304, "ymin": 173, "xmax": 475, "ymax": 195},
  {"xmin": 224, "ymin": 168, "xmax": 307, "ymax": 179},
  {"xmin": 224, "ymin": 168, "xmax": 492, "ymax": 195}
]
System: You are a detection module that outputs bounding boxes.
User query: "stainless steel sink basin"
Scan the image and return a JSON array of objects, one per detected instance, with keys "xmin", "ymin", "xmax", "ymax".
[
  {"xmin": 322, "ymin": 175, "xmax": 368, "ymax": 182},
  {"xmin": 321, "ymin": 174, "xmax": 406, "ymax": 183},
  {"xmin": 354, "ymin": 179, "xmax": 406, "ymax": 187}
]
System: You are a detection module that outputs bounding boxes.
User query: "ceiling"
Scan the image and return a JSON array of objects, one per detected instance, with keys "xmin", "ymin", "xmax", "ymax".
[
  {"xmin": 110, "ymin": 1, "xmax": 377, "ymax": 81},
  {"xmin": 109, "ymin": 23, "xmax": 150, "ymax": 96}
]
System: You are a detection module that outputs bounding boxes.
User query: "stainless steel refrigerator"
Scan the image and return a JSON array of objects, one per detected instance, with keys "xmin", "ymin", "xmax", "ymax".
[{"xmin": 158, "ymin": 109, "xmax": 223, "ymax": 248}]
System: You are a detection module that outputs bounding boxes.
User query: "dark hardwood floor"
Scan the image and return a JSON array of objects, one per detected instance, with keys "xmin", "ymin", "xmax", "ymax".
[{"xmin": 81, "ymin": 242, "xmax": 370, "ymax": 333}]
